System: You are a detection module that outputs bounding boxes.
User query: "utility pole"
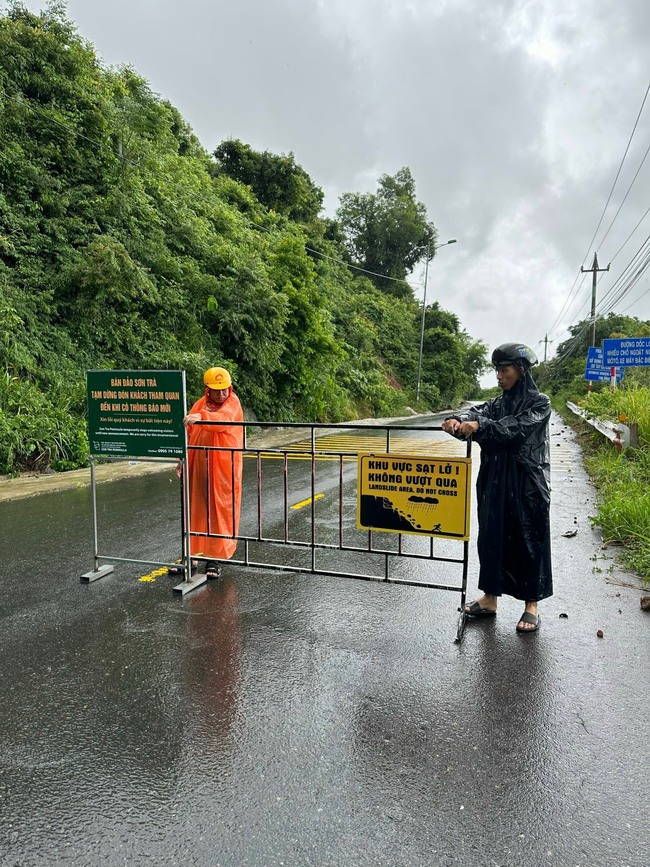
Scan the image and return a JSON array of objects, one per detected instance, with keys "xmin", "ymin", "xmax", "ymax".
[
  {"xmin": 581, "ymin": 253, "xmax": 610, "ymax": 348},
  {"xmin": 415, "ymin": 239, "xmax": 457, "ymax": 402},
  {"xmin": 415, "ymin": 243, "xmax": 430, "ymax": 403},
  {"xmin": 543, "ymin": 334, "xmax": 552, "ymax": 363}
]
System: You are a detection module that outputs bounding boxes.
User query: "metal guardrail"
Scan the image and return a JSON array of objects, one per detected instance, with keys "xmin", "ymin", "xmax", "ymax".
[{"xmin": 566, "ymin": 401, "xmax": 631, "ymax": 451}]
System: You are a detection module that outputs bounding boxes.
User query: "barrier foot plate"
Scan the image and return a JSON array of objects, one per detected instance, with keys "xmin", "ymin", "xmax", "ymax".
[
  {"xmin": 173, "ymin": 574, "xmax": 208, "ymax": 596},
  {"xmin": 81, "ymin": 565, "xmax": 114, "ymax": 583},
  {"xmin": 454, "ymin": 610, "xmax": 468, "ymax": 644}
]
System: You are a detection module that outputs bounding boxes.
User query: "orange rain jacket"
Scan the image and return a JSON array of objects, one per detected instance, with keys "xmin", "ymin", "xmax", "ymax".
[{"xmin": 186, "ymin": 389, "xmax": 244, "ymax": 560}]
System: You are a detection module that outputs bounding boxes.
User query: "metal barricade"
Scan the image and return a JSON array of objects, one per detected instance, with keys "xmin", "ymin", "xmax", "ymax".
[{"xmin": 187, "ymin": 420, "xmax": 472, "ymax": 642}]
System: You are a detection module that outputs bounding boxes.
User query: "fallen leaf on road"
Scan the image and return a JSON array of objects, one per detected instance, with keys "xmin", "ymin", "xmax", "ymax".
[{"xmin": 562, "ymin": 529, "xmax": 578, "ymax": 537}]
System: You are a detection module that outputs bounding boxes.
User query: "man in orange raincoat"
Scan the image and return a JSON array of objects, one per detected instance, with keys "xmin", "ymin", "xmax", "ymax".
[{"xmin": 173, "ymin": 366, "xmax": 244, "ymax": 579}]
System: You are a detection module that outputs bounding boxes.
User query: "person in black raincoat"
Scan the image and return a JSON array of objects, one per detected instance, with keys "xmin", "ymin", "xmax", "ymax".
[{"xmin": 442, "ymin": 342, "xmax": 552, "ymax": 633}]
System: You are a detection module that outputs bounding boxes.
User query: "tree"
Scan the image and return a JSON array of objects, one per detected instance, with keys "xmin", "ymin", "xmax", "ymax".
[
  {"xmin": 417, "ymin": 304, "xmax": 487, "ymax": 405},
  {"xmin": 336, "ymin": 167, "xmax": 436, "ymax": 298},
  {"xmin": 556, "ymin": 312, "xmax": 650, "ymax": 359},
  {"xmin": 541, "ymin": 312, "xmax": 650, "ymax": 391},
  {"xmin": 213, "ymin": 139, "xmax": 323, "ymax": 223},
  {"xmin": 0, "ymin": 5, "xmax": 486, "ymax": 470}
]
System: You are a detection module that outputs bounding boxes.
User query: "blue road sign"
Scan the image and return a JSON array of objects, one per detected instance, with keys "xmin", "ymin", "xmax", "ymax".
[
  {"xmin": 585, "ymin": 347, "xmax": 623, "ymax": 382},
  {"xmin": 603, "ymin": 337, "xmax": 650, "ymax": 367}
]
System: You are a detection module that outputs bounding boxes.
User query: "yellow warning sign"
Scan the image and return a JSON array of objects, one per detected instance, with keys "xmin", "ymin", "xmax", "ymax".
[{"xmin": 357, "ymin": 453, "xmax": 471, "ymax": 540}]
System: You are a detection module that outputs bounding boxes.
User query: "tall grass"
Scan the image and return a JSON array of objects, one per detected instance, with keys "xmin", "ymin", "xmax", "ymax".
[
  {"xmin": 579, "ymin": 384, "xmax": 650, "ymax": 583},
  {"xmin": 0, "ymin": 373, "xmax": 89, "ymax": 475},
  {"xmin": 583, "ymin": 381, "xmax": 650, "ymax": 445}
]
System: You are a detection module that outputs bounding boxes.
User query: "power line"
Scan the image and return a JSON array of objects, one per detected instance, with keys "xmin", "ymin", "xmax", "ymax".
[
  {"xmin": 550, "ymin": 234, "xmax": 650, "ymax": 379},
  {"xmin": 546, "ymin": 272, "xmax": 590, "ymax": 344},
  {"xmin": 546, "ymin": 322, "xmax": 592, "ymax": 378},
  {"xmin": 607, "ymin": 206, "xmax": 650, "ymax": 264},
  {"xmin": 599, "ymin": 235, "xmax": 650, "ymax": 307},
  {"xmin": 303, "ymin": 245, "xmax": 421, "ymax": 287},
  {"xmin": 546, "ymin": 203, "xmax": 649, "ymax": 347},
  {"xmin": 1, "ymin": 87, "xmax": 434, "ymax": 290},
  {"xmin": 618, "ymin": 274, "xmax": 650, "ymax": 314},
  {"xmin": 546, "ymin": 237, "xmax": 650, "ymax": 375},
  {"xmin": 595, "ymin": 140, "xmax": 650, "ymax": 252},
  {"xmin": 589, "ymin": 83, "xmax": 650, "ymax": 255},
  {"xmin": 0, "ymin": 89, "xmax": 143, "ymax": 168},
  {"xmin": 598, "ymin": 234, "xmax": 650, "ymax": 314},
  {"xmin": 545, "ymin": 82, "xmax": 650, "ymax": 342},
  {"xmin": 549, "ymin": 235, "xmax": 650, "ymax": 376}
]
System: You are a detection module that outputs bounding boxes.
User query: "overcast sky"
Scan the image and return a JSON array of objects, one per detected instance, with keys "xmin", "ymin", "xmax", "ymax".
[{"xmin": 13, "ymin": 0, "xmax": 650, "ymax": 380}]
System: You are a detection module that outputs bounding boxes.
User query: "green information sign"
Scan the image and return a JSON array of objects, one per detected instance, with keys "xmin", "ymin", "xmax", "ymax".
[{"xmin": 86, "ymin": 370, "xmax": 186, "ymax": 458}]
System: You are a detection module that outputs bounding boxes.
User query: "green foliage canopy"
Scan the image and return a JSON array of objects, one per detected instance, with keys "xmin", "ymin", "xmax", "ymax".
[
  {"xmin": 536, "ymin": 312, "xmax": 650, "ymax": 398},
  {"xmin": 0, "ymin": 4, "xmax": 487, "ymax": 473},
  {"xmin": 213, "ymin": 138, "xmax": 324, "ymax": 224},
  {"xmin": 336, "ymin": 167, "xmax": 436, "ymax": 298}
]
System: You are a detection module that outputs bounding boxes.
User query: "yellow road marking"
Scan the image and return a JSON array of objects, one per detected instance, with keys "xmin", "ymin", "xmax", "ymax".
[
  {"xmin": 244, "ymin": 435, "xmax": 465, "ymax": 461},
  {"xmin": 138, "ymin": 567, "xmax": 169, "ymax": 583},
  {"xmin": 138, "ymin": 553, "xmax": 204, "ymax": 583},
  {"xmin": 290, "ymin": 493, "xmax": 325, "ymax": 510}
]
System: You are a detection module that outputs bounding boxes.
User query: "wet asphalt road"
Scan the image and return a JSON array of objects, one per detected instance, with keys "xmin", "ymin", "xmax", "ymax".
[{"xmin": 0, "ymin": 413, "xmax": 648, "ymax": 867}]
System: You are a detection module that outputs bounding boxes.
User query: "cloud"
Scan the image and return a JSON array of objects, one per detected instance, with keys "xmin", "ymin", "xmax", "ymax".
[
  {"xmin": 11, "ymin": 0, "xmax": 650, "ymax": 371},
  {"xmin": 61, "ymin": 0, "xmax": 372, "ymax": 184}
]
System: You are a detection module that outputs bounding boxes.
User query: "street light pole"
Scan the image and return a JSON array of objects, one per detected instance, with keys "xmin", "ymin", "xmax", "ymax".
[{"xmin": 415, "ymin": 239, "xmax": 457, "ymax": 402}]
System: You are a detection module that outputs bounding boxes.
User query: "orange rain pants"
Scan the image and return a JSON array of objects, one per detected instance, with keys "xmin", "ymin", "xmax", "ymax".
[{"xmin": 186, "ymin": 390, "xmax": 244, "ymax": 560}]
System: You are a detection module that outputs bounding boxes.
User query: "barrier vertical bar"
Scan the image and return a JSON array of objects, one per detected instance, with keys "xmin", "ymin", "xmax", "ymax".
[
  {"xmin": 80, "ymin": 453, "xmax": 114, "ymax": 583},
  {"xmin": 231, "ymin": 446, "xmax": 236, "ymax": 538},
  {"xmin": 283, "ymin": 452, "xmax": 289, "ymax": 543},
  {"xmin": 311, "ymin": 425, "xmax": 316, "ymax": 572},
  {"xmin": 455, "ymin": 437, "xmax": 473, "ymax": 642},
  {"xmin": 257, "ymin": 453, "xmax": 263, "ymax": 540},
  {"xmin": 205, "ymin": 447, "xmax": 210, "ymax": 535},
  {"xmin": 173, "ymin": 371, "xmax": 206, "ymax": 595},
  {"xmin": 338, "ymin": 455, "xmax": 344, "ymax": 549}
]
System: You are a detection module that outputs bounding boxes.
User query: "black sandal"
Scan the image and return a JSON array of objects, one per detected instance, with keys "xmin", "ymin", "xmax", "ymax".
[
  {"xmin": 464, "ymin": 599, "xmax": 497, "ymax": 617},
  {"xmin": 516, "ymin": 611, "xmax": 541, "ymax": 633},
  {"xmin": 204, "ymin": 561, "xmax": 222, "ymax": 579},
  {"xmin": 168, "ymin": 560, "xmax": 198, "ymax": 576}
]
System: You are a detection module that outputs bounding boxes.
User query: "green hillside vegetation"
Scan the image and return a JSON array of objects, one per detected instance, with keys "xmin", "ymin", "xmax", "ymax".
[
  {"xmin": 535, "ymin": 312, "xmax": 650, "ymax": 401},
  {"xmin": 0, "ymin": 4, "xmax": 487, "ymax": 474},
  {"xmin": 535, "ymin": 313, "xmax": 650, "ymax": 581}
]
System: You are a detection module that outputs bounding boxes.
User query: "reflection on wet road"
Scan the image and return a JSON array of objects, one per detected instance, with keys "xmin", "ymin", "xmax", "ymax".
[{"xmin": 0, "ymin": 413, "xmax": 648, "ymax": 865}]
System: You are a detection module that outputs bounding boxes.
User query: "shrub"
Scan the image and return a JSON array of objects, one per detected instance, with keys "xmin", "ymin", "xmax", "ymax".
[{"xmin": 0, "ymin": 373, "xmax": 89, "ymax": 474}]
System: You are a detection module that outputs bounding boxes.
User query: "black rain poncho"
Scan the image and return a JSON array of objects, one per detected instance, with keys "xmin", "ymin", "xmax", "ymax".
[{"xmin": 448, "ymin": 369, "xmax": 553, "ymax": 602}]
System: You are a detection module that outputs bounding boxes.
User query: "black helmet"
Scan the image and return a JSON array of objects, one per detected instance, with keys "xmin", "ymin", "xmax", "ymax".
[{"xmin": 491, "ymin": 343, "xmax": 538, "ymax": 369}]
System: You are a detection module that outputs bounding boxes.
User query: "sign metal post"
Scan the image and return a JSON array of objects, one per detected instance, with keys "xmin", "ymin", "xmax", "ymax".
[{"xmin": 81, "ymin": 369, "xmax": 205, "ymax": 595}]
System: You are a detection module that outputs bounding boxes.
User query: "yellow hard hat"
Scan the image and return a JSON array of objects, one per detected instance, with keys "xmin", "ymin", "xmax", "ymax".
[{"xmin": 203, "ymin": 367, "xmax": 232, "ymax": 389}]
